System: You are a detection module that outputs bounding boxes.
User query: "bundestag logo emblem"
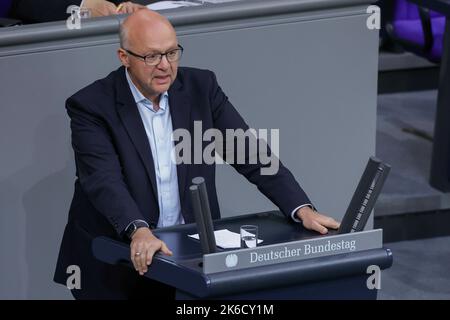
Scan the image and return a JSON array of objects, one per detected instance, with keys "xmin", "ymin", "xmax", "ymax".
[{"xmin": 225, "ymin": 254, "xmax": 238, "ymax": 268}]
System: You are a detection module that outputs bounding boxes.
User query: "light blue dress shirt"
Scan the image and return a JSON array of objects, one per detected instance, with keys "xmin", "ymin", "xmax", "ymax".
[{"xmin": 126, "ymin": 70, "xmax": 184, "ymax": 228}]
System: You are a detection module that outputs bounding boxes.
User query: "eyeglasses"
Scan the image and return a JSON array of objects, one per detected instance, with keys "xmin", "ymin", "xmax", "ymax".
[{"xmin": 123, "ymin": 45, "xmax": 184, "ymax": 66}]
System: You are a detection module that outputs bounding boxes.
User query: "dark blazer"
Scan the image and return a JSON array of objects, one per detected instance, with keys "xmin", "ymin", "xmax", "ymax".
[{"xmin": 54, "ymin": 66, "xmax": 311, "ymax": 299}]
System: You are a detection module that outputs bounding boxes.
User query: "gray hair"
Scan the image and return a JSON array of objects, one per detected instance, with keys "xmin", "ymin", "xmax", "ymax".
[{"xmin": 119, "ymin": 22, "xmax": 129, "ymax": 49}]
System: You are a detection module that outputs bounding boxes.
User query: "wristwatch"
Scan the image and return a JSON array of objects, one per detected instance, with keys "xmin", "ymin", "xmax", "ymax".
[{"xmin": 125, "ymin": 220, "xmax": 149, "ymax": 240}]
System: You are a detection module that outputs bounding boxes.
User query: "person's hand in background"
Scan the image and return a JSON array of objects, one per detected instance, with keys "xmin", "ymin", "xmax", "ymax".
[
  {"xmin": 82, "ymin": 0, "xmax": 117, "ymax": 17},
  {"xmin": 82, "ymin": 0, "xmax": 145, "ymax": 18},
  {"xmin": 116, "ymin": 1, "xmax": 146, "ymax": 14}
]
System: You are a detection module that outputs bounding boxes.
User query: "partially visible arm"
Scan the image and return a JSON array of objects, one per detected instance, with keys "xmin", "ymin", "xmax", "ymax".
[
  {"xmin": 82, "ymin": 0, "xmax": 117, "ymax": 18},
  {"xmin": 114, "ymin": 1, "xmax": 146, "ymax": 15}
]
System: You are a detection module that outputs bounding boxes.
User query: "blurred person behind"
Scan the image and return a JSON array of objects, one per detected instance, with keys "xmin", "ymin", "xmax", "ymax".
[{"xmin": 9, "ymin": 0, "xmax": 150, "ymax": 24}]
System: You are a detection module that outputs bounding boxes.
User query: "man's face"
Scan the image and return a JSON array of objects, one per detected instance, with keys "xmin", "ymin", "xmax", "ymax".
[{"xmin": 121, "ymin": 25, "xmax": 179, "ymax": 101}]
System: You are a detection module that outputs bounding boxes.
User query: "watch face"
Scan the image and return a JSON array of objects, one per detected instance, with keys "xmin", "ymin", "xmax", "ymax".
[{"xmin": 126, "ymin": 221, "xmax": 149, "ymax": 239}]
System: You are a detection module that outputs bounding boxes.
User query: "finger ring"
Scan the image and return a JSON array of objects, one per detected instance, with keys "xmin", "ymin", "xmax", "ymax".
[
  {"xmin": 135, "ymin": 252, "xmax": 141, "ymax": 256},
  {"xmin": 116, "ymin": 3, "xmax": 124, "ymax": 12}
]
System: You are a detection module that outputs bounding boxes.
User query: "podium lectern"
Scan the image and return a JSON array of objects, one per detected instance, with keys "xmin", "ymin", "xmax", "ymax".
[{"xmin": 93, "ymin": 211, "xmax": 393, "ymax": 299}]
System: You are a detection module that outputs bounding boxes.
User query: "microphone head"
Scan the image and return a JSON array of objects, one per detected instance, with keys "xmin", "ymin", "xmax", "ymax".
[{"xmin": 192, "ymin": 177, "xmax": 205, "ymax": 185}]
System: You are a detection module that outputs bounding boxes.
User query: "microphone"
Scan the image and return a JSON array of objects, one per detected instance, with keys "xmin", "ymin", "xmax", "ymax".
[{"xmin": 190, "ymin": 177, "xmax": 217, "ymax": 254}]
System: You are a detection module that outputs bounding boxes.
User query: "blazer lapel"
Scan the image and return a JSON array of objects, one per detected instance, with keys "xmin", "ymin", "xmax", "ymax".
[
  {"xmin": 115, "ymin": 67, "xmax": 158, "ymax": 202},
  {"xmin": 169, "ymin": 77, "xmax": 192, "ymax": 205}
]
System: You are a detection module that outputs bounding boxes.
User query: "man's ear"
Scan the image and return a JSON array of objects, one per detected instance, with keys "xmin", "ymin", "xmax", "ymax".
[{"xmin": 117, "ymin": 48, "xmax": 130, "ymax": 67}]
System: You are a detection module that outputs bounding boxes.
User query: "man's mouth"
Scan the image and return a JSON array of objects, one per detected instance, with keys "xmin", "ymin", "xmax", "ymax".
[{"xmin": 154, "ymin": 75, "xmax": 170, "ymax": 84}]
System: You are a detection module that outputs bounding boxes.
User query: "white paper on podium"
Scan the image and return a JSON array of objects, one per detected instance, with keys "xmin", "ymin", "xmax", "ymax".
[
  {"xmin": 147, "ymin": 1, "xmax": 202, "ymax": 11},
  {"xmin": 188, "ymin": 229, "xmax": 263, "ymax": 249}
]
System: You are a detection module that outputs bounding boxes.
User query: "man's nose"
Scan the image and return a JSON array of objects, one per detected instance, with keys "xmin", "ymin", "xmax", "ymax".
[{"xmin": 157, "ymin": 55, "xmax": 170, "ymax": 69}]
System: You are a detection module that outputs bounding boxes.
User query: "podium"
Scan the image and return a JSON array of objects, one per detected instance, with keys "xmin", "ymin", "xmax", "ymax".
[{"xmin": 93, "ymin": 211, "xmax": 393, "ymax": 299}]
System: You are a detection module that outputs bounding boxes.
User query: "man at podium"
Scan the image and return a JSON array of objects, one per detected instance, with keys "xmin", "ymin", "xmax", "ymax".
[{"xmin": 54, "ymin": 8, "xmax": 340, "ymax": 300}]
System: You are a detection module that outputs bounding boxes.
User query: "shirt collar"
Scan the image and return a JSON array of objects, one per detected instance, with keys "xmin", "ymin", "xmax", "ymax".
[{"xmin": 125, "ymin": 68, "xmax": 169, "ymax": 112}]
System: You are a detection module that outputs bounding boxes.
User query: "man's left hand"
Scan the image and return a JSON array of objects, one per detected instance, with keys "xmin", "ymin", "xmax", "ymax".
[{"xmin": 296, "ymin": 206, "xmax": 340, "ymax": 234}]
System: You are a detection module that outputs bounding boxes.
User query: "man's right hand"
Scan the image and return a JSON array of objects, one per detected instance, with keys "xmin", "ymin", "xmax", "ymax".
[{"xmin": 130, "ymin": 228, "xmax": 173, "ymax": 276}]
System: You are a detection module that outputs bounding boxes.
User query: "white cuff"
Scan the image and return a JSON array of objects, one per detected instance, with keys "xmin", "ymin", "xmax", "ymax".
[{"xmin": 290, "ymin": 204, "xmax": 314, "ymax": 223}]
